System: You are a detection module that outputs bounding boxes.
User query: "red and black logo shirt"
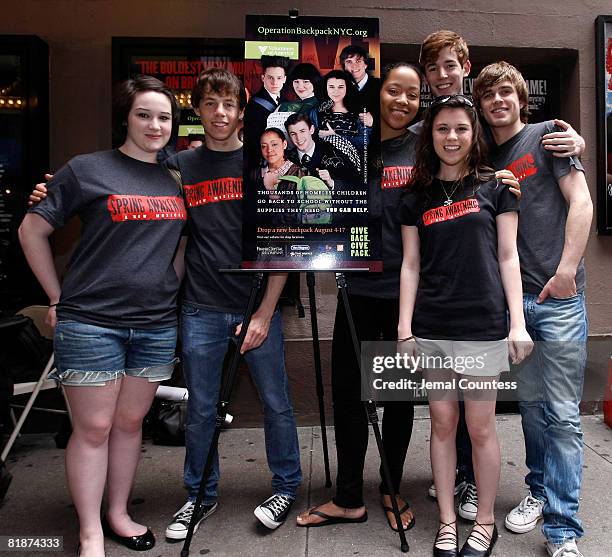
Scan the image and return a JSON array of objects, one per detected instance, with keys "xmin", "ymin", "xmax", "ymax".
[
  {"xmin": 28, "ymin": 149, "xmax": 186, "ymax": 328},
  {"xmin": 398, "ymin": 175, "xmax": 519, "ymax": 341}
]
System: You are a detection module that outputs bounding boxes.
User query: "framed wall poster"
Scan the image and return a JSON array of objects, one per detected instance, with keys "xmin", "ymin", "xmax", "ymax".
[
  {"xmin": 596, "ymin": 16, "xmax": 612, "ymax": 235},
  {"xmin": 112, "ymin": 37, "xmax": 244, "ymax": 152},
  {"xmin": 0, "ymin": 35, "xmax": 49, "ymax": 310},
  {"xmin": 241, "ymin": 14, "xmax": 382, "ymax": 271}
]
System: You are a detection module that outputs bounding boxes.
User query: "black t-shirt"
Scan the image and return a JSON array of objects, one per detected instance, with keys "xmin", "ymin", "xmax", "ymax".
[
  {"xmin": 349, "ymin": 131, "xmax": 418, "ymax": 298},
  {"xmin": 166, "ymin": 145, "xmax": 256, "ymax": 313},
  {"xmin": 398, "ymin": 176, "xmax": 519, "ymax": 340},
  {"xmin": 28, "ymin": 149, "xmax": 187, "ymax": 328}
]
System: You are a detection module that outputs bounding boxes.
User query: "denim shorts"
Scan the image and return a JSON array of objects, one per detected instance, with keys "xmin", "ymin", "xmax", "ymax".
[{"xmin": 51, "ymin": 319, "xmax": 178, "ymax": 387}]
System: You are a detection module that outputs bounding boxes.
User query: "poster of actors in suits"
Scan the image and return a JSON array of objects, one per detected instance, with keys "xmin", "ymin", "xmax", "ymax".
[
  {"xmin": 241, "ymin": 14, "xmax": 382, "ymax": 270},
  {"xmin": 596, "ymin": 15, "xmax": 612, "ymax": 234}
]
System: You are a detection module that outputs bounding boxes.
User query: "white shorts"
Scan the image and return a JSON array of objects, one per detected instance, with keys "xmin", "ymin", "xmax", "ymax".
[{"xmin": 413, "ymin": 337, "xmax": 510, "ymax": 377}]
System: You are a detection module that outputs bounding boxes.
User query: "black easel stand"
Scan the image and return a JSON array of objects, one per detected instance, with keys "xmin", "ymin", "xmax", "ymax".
[
  {"xmin": 180, "ymin": 272, "xmax": 264, "ymax": 557},
  {"xmin": 336, "ymin": 272, "xmax": 409, "ymax": 553},
  {"xmin": 306, "ymin": 271, "xmax": 332, "ymax": 488}
]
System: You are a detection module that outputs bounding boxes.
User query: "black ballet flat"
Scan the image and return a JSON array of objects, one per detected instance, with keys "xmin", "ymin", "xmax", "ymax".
[
  {"xmin": 459, "ymin": 522, "xmax": 498, "ymax": 557},
  {"xmin": 433, "ymin": 520, "xmax": 458, "ymax": 557},
  {"xmin": 102, "ymin": 516, "xmax": 155, "ymax": 551}
]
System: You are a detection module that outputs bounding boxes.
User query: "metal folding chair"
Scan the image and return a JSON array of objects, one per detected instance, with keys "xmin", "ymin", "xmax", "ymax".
[{"xmin": 1, "ymin": 306, "xmax": 71, "ymax": 462}]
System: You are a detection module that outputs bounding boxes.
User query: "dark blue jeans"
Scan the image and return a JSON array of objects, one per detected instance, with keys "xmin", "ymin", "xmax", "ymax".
[{"xmin": 180, "ymin": 304, "xmax": 301, "ymax": 504}]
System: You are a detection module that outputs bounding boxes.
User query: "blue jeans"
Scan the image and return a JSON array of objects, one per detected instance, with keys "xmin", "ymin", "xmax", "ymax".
[
  {"xmin": 518, "ymin": 293, "xmax": 587, "ymax": 544},
  {"xmin": 52, "ymin": 319, "xmax": 177, "ymax": 386},
  {"xmin": 180, "ymin": 304, "xmax": 301, "ymax": 504}
]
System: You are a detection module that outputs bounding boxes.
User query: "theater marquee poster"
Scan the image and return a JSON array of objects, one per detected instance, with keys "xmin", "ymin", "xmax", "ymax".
[
  {"xmin": 111, "ymin": 37, "xmax": 243, "ymax": 151},
  {"xmin": 596, "ymin": 15, "xmax": 612, "ymax": 235},
  {"xmin": 241, "ymin": 14, "xmax": 382, "ymax": 270}
]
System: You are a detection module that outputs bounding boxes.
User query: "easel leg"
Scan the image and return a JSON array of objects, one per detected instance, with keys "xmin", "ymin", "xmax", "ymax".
[
  {"xmin": 306, "ymin": 272, "xmax": 332, "ymax": 488},
  {"xmin": 181, "ymin": 273, "xmax": 265, "ymax": 557},
  {"xmin": 335, "ymin": 272, "xmax": 409, "ymax": 553}
]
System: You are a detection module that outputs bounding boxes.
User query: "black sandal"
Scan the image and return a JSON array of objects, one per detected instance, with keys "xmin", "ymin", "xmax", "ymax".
[
  {"xmin": 433, "ymin": 520, "xmax": 458, "ymax": 557},
  {"xmin": 459, "ymin": 521, "xmax": 498, "ymax": 557}
]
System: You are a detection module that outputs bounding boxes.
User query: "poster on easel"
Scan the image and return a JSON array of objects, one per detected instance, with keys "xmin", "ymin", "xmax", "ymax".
[{"xmin": 241, "ymin": 14, "xmax": 382, "ymax": 270}]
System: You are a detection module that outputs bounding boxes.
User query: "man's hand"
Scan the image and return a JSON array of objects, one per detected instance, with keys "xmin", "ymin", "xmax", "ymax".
[
  {"xmin": 542, "ymin": 119, "xmax": 585, "ymax": 157},
  {"xmin": 235, "ymin": 310, "xmax": 272, "ymax": 354},
  {"xmin": 495, "ymin": 169, "xmax": 521, "ymax": 200},
  {"xmin": 28, "ymin": 173, "xmax": 53, "ymax": 206},
  {"xmin": 536, "ymin": 271, "xmax": 577, "ymax": 303},
  {"xmin": 317, "ymin": 169, "xmax": 334, "ymax": 190},
  {"xmin": 359, "ymin": 111, "xmax": 373, "ymax": 127}
]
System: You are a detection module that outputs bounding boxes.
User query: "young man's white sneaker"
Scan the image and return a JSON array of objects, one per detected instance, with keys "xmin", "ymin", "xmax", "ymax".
[
  {"xmin": 457, "ymin": 482, "xmax": 478, "ymax": 521},
  {"xmin": 546, "ymin": 538, "xmax": 583, "ymax": 557},
  {"xmin": 165, "ymin": 500, "xmax": 218, "ymax": 540},
  {"xmin": 504, "ymin": 493, "xmax": 544, "ymax": 533},
  {"xmin": 254, "ymin": 494, "xmax": 293, "ymax": 529}
]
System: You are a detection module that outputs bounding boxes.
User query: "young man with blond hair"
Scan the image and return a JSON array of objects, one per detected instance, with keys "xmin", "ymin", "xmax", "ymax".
[{"xmin": 473, "ymin": 61, "xmax": 592, "ymax": 557}]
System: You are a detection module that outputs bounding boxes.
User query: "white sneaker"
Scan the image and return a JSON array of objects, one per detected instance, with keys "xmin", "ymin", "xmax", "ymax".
[
  {"xmin": 457, "ymin": 482, "xmax": 478, "ymax": 521},
  {"xmin": 546, "ymin": 538, "xmax": 583, "ymax": 557},
  {"xmin": 428, "ymin": 470, "xmax": 468, "ymax": 499},
  {"xmin": 504, "ymin": 493, "xmax": 544, "ymax": 533},
  {"xmin": 165, "ymin": 500, "xmax": 218, "ymax": 540}
]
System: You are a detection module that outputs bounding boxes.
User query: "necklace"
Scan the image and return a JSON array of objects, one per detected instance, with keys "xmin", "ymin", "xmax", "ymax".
[{"xmin": 440, "ymin": 179, "xmax": 461, "ymax": 206}]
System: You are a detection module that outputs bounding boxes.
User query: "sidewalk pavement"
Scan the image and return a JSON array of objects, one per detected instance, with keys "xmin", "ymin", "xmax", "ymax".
[{"xmin": 1, "ymin": 413, "xmax": 611, "ymax": 556}]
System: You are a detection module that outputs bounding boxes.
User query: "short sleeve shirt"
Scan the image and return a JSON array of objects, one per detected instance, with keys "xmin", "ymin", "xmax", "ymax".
[
  {"xmin": 166, "ymin": 145, "xmax": 258, "ymax": 313},
  {"xmin": 398, "ymin": 176, "xmax": 519, "ymax": 340},
  {"xmin": 348, "ymin": 131, "xmax": 418, "ymax": 298},
  {"xmin": 487, "ymin": 121, "xmax": 585, "ymax": 294},
  {"xmin": 28, "ymin": 150, "xmax": 187, "ymax": 328}
]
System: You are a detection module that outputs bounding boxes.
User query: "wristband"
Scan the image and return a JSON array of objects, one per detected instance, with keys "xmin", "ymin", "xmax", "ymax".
[
  {"xmin": 398, "ymin": 335, "xmax": 414, "ymax": 342},
  {"xmin": 49, "ymin": 303, "xmax": 58, "ymax": 308}
]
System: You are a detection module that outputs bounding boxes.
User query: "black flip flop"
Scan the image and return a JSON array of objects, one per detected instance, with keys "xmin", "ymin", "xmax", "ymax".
[
  {"xmin": 297, "ymin": 507, "xmax": 368, "ymax": 527},
  {"xmin": 382, "ymin": 502, "xmax": 416, "ymax": 532}
]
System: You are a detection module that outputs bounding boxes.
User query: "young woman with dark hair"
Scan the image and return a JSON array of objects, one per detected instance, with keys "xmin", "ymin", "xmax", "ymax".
[
  {"xmin": 19, "ymin": 75, "xmax": 186, "ymax": 557},
  {"xmin": 297, "ymin": 61, "xmax": 424, "ymax": 532},
  {"xmin": 275, "ymin": 62, "xmax": 322, "ymax": 128},
  {"xmin": 397, "ymin": 95, "xmax": 532, "ymax": 557},
  {"xmin": 257, "ymin": 127, "xmax": 302, "ymax": 225},
  {"xmin": 318, "ymin": 69, "xmax": 371, "ymax": 151}
]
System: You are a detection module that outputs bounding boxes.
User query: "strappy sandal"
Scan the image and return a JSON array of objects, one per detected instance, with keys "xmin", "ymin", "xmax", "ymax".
[
  {"xmin": 433, "ymin": 520, "xmax": 458, "ymax": 557},
  {"xmin": 459, "ymin": 521, "xmax": 498, "ymax": 557}
]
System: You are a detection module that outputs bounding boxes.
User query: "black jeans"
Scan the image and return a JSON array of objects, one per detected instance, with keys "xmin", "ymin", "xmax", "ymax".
[{"xmin": 331, "ymin": 292, "xmax": 415, "ymax": 508}]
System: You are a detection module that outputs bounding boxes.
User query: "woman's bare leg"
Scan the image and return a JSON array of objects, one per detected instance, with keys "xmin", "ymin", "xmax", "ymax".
[
  {"xmin": 105, "ymin": 376, "xmax": 159, "ymax": 536},
  {"xmin": 65, "ymin": 382, "xmax": 122, "ymax": 557},
  {"xmin": 464, "ymin": 386, "xmax": 499, "ymax": 548}
]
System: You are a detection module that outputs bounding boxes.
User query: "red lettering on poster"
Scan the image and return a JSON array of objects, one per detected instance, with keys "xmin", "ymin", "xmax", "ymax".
[
  {"xmin": 607, "ymin": 38, "xmax": 612, "ymax": 91},
  {"xmin": 183, "ymin": 177, "xmax": 243, "ymax": 207},
  {"xmin": 423, "ymin": 198, "xmax": 480, "ymax": 226}
]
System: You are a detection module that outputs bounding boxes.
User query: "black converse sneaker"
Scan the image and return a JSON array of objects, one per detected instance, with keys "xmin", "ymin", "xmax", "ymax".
[
  {"xmin": 253, "ymin": 494, "xmax": 294, "ymax": 529},
  {"xmin": 165, "ymin": 500, "xmax": 218, "ymax": 540}
]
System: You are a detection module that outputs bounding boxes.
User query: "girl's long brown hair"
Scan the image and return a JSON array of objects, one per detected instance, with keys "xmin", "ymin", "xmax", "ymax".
[{"xmin": 408, "ymin": 96, "xmax": 493, "ymax": 192}]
